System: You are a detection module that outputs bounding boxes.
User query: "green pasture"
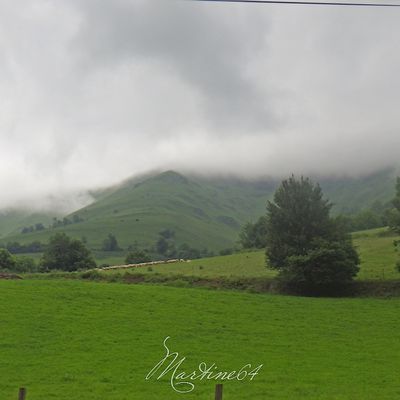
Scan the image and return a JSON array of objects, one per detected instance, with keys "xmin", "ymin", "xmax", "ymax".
[
  {"xmin": 0, "ymin": 280, "xmax": 399, "ymax": 399},
  {"xmin": 101, "ymin": 229, "xmax": 400, "ymax": 281}
]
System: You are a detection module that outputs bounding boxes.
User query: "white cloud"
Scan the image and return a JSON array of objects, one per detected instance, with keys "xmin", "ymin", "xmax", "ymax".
[{"xmin": 0, "ymin": 0, "xmax": 399, "ymax": 210}]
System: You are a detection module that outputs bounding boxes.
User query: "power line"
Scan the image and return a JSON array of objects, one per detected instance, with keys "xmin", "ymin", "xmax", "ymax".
[{"xmin": 189, "ymin": 0, "xmax": 400, "ymax": 7}]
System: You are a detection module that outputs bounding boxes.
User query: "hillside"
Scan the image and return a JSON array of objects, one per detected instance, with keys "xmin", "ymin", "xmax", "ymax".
[
  {"xmin": 0, "ymin": 210, "xmax": 56, "ymax": 239},
  {"xmin": 1, "ymin": 168, "xmax": 398, "ymax": 252},
  {"xmin": 3, "ymin": 171, "xmax": 276, "ymax": 251}
]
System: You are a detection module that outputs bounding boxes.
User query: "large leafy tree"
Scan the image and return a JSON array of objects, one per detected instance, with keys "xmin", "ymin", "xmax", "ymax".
[
  {"xmin": 265, "ymin": 176, "xmax": 359, "ymax": 291},
  {"xmin": 41, "ymin": 233, "xmax": 96, "ymax": 272}
]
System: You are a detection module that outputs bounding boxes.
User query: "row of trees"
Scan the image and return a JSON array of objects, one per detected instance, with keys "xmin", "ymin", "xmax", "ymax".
[
  {"xmin": 101, "ymin": 230, "xmax": 213, "ymax": 263},
  {"xmin": 0, "ymin": 233, "xmax": 96, "ymax": 273},
  {"xmin": 21, "ymin": 215, "xmax": 85, "ymax": 234},
  {"xmin": 0, "ymin": 241, "xmax": 46, "ymax": 254},
  {"xmin": 1, "ymin": 229, "xmax": 213, "ymax": 273}
]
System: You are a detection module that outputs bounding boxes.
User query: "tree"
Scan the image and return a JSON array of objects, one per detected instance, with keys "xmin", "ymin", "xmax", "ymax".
[
  {"xmin": 265, "ymin": 176, "xmax": 359, "ymax": 291},
  {"xmin": 102, "ymin": 233, "xmax": 120, "ymax": 251},
  {"xmin": 0, "ymin": 248, "xmax": 16, "ymax": 271},
  {"xmin": 40, "ymin": 233, "xmax": 96, "ymax": 272},
  {"xmin": 125, "ymin": 250, "xmax": 151, "ymax": 264}
]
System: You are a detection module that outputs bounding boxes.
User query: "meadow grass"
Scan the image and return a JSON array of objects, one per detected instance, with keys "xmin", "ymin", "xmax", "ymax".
[
  {"xmin": 1, "ymin": 280, "xmax": 400, "ymax": 400},
  {"xmin": 100, "ymin": 229, "xmax": 400, "ymax": 281}
]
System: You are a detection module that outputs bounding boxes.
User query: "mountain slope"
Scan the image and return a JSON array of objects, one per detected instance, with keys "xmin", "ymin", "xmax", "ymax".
[
  {"xmin": 2, "ymin": 168, "xmax": 398, "ymax": 252},
  {"xmin": 0, "ymin": 211, "xmax": 55, "ymax": 239},
  {"xmin": 4, "ymin": 171, "xmax": 276, "ymax": 251}
]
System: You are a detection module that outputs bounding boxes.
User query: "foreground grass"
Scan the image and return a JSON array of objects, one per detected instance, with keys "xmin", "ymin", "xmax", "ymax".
[{"xmin": 1, "ymin": 280, "xmax": 400, "ymax": 399}]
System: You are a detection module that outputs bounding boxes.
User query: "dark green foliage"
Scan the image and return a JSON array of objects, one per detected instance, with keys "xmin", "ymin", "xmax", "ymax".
[
  {"xmin": 176, "ymin": 243, "xmax": 201, "ymax": 259},
  {"xmin": 14, "ymin": 256, "xmax": 37, "ymax": 273},
  {"xmin": 40, "ymin": 233, "xmax": 96, "ymax": 272},
  {"xmin": 389, "ymin": 177, "xmax": 400, "ymax": 234},
  {"xmin": 125, "ymin": 250, "xmax": 152, "ymax": 264},
  {"xmin": 153, "ymin": 230, "xmax": 210, "ymax": 260},
  {"xmin": 155, "ymin": 230, "xmax": 176, "ymax": 258},
  {"xmin": 266, "ymin": 176, "xmax": 333, "ymax": 268},
  {"xmin": 0, "ymin": 248, "xmax": 16, "ymax": 271},
  {"xmin": 390, "ymin": 178, "xmax": 400, "ymax": 272},
  {"xmin": 0, "ymin": 250, "xmax": 37, "ymax": 273},
  {"xmin": 101, "ymin": 233, "xmax": 120, "ymax": 251},
  {"xmin": 281, "ymin": 239, "xmax": 359, "ymax": 288},
  {"xmin": 219, "ymin": 247, "xmax": 234, "ymax": 256},
  {"xmin": 266, "ymin": 176, "xmax": 360, "ymax": 291},
  {"xmin": 239, "ymin": 216, "xmax": 268, "ymax": 249},
  {"xmin": 6, "ymin": 241, "xmax": 45, "ymax": 254}
]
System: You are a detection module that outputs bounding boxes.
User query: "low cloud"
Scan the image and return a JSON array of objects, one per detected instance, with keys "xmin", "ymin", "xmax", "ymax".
[{"xmin": 0, "ymin": 0, "xmax": 399, "ymax": 210}]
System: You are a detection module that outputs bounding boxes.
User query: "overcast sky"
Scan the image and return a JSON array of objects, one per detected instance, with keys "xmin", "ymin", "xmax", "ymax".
[{"xmin": 1, "ymin": 0, "xmax": 399, "ymax": 211}]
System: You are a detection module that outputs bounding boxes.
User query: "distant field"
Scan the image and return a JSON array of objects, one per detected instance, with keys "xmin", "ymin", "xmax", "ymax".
[
  {"xmin": 1, "ymin": 280, "xmax": 400, "ymax": 400},
  {"xmin": 101, "ymin": 228, "xmax": 400, "ymax": 281},
  {"xmin": 353, "ymin": 228, "xmax": 399, "ymax": 280}
]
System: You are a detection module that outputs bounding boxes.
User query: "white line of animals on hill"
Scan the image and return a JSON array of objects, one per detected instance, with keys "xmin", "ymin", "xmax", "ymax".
[{"xmin": 98, "ymin": 259, "xmax": 191, "ymax": 271}]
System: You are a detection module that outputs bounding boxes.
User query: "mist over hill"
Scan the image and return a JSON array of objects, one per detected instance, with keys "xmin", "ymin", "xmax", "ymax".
[{"xmin": 1, "ymin": 168, "xmax": 397, "ymax": 251}]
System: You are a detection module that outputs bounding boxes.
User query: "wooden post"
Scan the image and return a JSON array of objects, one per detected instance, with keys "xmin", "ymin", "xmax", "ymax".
[
  {"xmin": 215, "ymin": 383, "xmax": 223, "ymax": 400},
  {"xmin": 18, "ymin": 388, "xmax": 26, "ymax": 400}
]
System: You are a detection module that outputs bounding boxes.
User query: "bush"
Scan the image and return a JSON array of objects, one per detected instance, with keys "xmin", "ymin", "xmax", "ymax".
[
  {"xmin": 280, "ymin": 239, "xmax": 360, "ymax": 289},
  {"xmin": 0, "ymin": 248, "xmax": 16, "ymax": 271},
  {"xmin": 14, "ymin": 256, "xmax": 37, "ymax": 273},
  {"xmin": 40, "ymin": 233, "xmax": 96, "ymax": 272},
  {"xmin": 125, "ymin": 250, "xmax": 151, "ymax": 264}
]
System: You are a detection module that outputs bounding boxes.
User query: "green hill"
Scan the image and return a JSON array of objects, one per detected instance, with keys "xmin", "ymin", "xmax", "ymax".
[
  {"xmin": 0, "ymin": 210, "xmax": 55, "ymax": 239},
  {"xmin": 1, "ymin": 168, "xmax": 398, "ymax": 252},
  {"xmin": 3, "ymin": 171, "xmax": 277, "ymax": 251}
]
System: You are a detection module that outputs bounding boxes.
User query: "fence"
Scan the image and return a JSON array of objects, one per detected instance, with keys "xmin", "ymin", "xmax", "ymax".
[{"xmin": 17, "ymin": 384, "xmax": 224, "ymax": 399}]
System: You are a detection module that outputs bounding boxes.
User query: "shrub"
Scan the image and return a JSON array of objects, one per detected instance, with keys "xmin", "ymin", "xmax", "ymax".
[
  {"xmin": 14, "ymin": 256, "xmax": 37, "ymax": 273},
  {"xmin": 40, "ymin": 233, "xmax": 96, "ymax": 272},
  {"xmin": 125, "ymin": 250, "xmax": 151, "ymax": 264},
  {"xmin": 0, "ymin": 248, "xmax": 16, "ymax": 271}
]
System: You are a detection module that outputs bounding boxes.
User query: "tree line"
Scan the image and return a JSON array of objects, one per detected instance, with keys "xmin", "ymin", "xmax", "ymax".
[{"xmin": 21, "ymin": 215, "xmax": 85, "ymax": 234}]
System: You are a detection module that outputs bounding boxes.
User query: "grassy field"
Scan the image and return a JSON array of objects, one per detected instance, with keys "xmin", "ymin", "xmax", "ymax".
[
  {"xmin": 1, "ymin": 280, "xmax": 400, "ymax": 400},
  {"xmin": 99, "ymin": 228, "xmax": 400, "ymax": 281}
]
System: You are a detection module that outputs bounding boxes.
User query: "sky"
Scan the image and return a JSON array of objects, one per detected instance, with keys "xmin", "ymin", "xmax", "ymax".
[{"xmin": 0, "ymin": 0, "xmax": 400, "ymax": 211}]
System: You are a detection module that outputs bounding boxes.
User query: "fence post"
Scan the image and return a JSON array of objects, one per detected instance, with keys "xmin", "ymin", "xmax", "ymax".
[
  {"xmin": 18, "ymin": 388, "xmax": 26, "ymax": 400},
  {"xmin": 215, "ymin": 383, "xmax": 223, "ymax": 400}
]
